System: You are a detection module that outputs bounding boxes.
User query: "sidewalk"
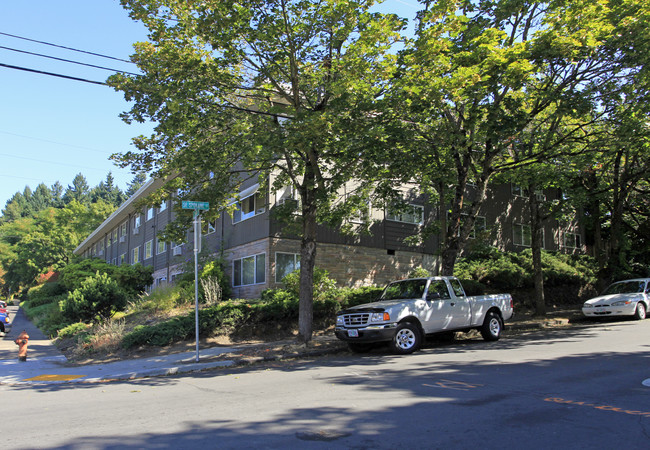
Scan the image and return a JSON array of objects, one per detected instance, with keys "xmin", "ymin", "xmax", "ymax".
[{"xmin": 0, "ymin": 304, "xmax": 583, "ymax": 386}]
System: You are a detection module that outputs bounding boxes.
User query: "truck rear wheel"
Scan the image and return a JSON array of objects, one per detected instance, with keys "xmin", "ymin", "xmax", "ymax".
[
  {"xmin": 390, "ymin": 322, "xmax": 421, "ymax": 354},
  {"xmin": 480, "ymin": 311, "xmax": 503, "ymax": 341}
]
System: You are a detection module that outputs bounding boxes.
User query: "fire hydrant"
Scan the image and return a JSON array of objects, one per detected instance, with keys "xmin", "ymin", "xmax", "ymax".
[{"xmin": 15, "ymin": 330, "xmax": 29, "ymax": 362}]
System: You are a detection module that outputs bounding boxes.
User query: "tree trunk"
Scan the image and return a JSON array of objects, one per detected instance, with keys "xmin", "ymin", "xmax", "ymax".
[
  {"xmin": 529, "ymin": 185, "xmax": 546, "ymax": 316},
  {"xmin": 298, "ymin": 167, "xmax": 317, "ymax": 344}
]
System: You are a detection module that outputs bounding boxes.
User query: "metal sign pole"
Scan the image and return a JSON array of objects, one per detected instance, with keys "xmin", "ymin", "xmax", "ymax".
[{"xmin": 193, "ymin": 209, "xmax": 200, "ymax": 363}]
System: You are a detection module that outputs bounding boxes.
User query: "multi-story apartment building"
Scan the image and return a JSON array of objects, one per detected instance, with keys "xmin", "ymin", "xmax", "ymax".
[{"xmin": 74, "ymin": 177, "xmax": 584, "ymax": 298}]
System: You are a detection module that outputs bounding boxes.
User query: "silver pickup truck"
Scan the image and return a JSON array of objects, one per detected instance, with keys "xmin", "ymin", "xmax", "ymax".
[{"xmin": 335, "ymin": 276, "xmax": 514, "ymax": 354}]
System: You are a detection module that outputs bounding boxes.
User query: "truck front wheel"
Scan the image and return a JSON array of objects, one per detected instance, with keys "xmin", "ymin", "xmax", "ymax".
[
  {"xmin": 391, "ymin": 322, "xmax": 421, "ymax": 354},
  {"xmin": 480, "ymin": 311, "xmax": 503, "ymax": 341}
]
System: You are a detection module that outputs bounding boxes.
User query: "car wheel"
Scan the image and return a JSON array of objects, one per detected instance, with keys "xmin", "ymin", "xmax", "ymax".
[
  {"xmin": 348, "ymin": 343, "xmax": 373, "ymax": 353},
  {"xmin": 480, "ymin": 311, "xmax": 503, "ymax": 341},
  {"xmin": 390, "ymin": 322, "xmax": 421, "ymax": 354},
  {"xmin": 634, "ymin": 302, "xmax": 646, "ymax": 320}
]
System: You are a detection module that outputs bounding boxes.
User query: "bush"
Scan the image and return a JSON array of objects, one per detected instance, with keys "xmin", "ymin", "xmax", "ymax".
[
  {"xmin": 28, "ymin": 282, "xmax": 66, "ymax": 303},
  {"xmin": 59, "ymin": 258, "xmax": 152, "ymax": 299},
  {"xmin": 130, "ymin": 285, "xmax": 192, "ymax": 313},
  {"xmin": 408, "ymin": 267, "xmax": 431, "ymax": 278},
  {"xmin": 60, "ymin": 272, "xmax": 128, "ymax": 323},
  {"xmin": 454, "ymin": 248, "xmax": 598, "ymax": 291},
  {"xmin": 281, "ymin": 267, "xmax": 337, "ymax": 301},
  {"xmin": 57, "ymin": 322, "xmax": 90, "ymax": 339}
]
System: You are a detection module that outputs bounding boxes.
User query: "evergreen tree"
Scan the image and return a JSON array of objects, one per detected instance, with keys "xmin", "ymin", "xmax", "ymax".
[{"xmin": 63, "ymin": 173, "xmax": 90, "ymax": 205}]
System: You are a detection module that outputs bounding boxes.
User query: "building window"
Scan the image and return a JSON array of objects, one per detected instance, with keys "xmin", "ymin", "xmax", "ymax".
[
  {"xmin": 144, "ymin": 240, "xmax": 153, "ymax": 260},
  {"xmin": 387, "ymin": 203, "xmax": 424, "ymax": 225},
  {"xmin": 513, "ymin": 224, "xmax": 532, "ymax": 247},
  {"xmin": 233, "ymin": 253, "xmax": 266, "ymax": 286},
  {"xmin": 276, "ymin": 252, "xmax": 300, "ymax": 282},
  {"xmin": 157, "ymin": 239, "xmax": 167, "ymax": 255},
  {"xmin": 511, "ymin": 185, "xmax": 528, "ymax": 197},
  {"xmin": 233, "ymin": 192, "xmax": 266, "ymax": 224},
  {"xmin": 120, "ymin": 253, "xmax": 126, "ymax": 265},
  {"xmin": 159, "ymin": 200, "xmax": 167, "ymax": 213},
  {"xmin": 147, "ymin": 207, "xmax": 155, "ymax": 221},
  {"xmin": 132, "ymin": 246, "xmax": 140, "ymax": 264},
  {"xmin": 469, "ymin": 216, "xmax": 487, "ymax": 239},
  {"xmin": 202, "ymin": 220, "xmax": 217, "ymax": 235},
  {"xmin": 120, "ymin": 221, "xmax": 127, "ymax": 237},
  {"xmin": 563, "ymin": 232, "xmax": 581, "ymax": 249},
  {"xmin": 133, "ymin": 214, "xmax": 142, "ymax": 230}
]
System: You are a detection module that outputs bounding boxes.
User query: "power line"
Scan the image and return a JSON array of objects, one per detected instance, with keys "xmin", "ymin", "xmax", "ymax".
[
  {"xmin": 0, "ymin": 62, "xmax": 106, "ymax": 85},
  {"xmin": 0, "ymin": 31, "xmax": 134, "ymax": 64},
  {"xmin": 0, "ymin": 45, "xmax": 139, "ymax": 76},
  {"xmin": 0, "ymin": 130, "xmax": 115, "ymax": 155}
]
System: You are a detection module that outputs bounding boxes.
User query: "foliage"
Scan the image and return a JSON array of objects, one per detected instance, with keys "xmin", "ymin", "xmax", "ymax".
[
  {"xmin": 454, "ymin": 249, "xmax": 598, "ymax": 291},
  {"xmin": 59, "ymin": 258, "xmax": 153, "ymax": 299},
  {"xmin": 280, "ymin": 268, "xmax": 337, "ymax": 302},
  {"xmin": 57, "ymin": 322, "xmax": 90, "ymax": 339},
  {"xmin": 408, "ymin": 267, "xmax": 431, "ymax": 278},
  {"xmin": 60, "ymin": 272, "xmax": 128, "ymax": 323},
  {"xmin": 129, "ymin": 284, "xmax": 192, "ymax": 313},
  {"xmin": 27, "ymin": 282, "xmax": 66, "ymax": 303}
]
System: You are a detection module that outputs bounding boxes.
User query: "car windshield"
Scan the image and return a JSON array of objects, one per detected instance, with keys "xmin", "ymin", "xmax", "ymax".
[
  {"xmin": 602, "ymin": 281, "xmax": 646, "ymax": 295},
  {"xmin": 381, "ymin": 279, "xmax": 428, "ymax": 300}
]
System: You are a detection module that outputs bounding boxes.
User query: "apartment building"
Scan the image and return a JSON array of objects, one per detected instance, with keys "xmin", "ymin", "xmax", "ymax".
[{"xmin": 74, "ymin": 177, "xmax": 584, "ymax": 298}]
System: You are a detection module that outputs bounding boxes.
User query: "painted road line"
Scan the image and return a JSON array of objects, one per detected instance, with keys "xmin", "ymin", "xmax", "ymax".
[{"xmin": 24, "ymin": 374, "xmax": 85, "ymax": 382}]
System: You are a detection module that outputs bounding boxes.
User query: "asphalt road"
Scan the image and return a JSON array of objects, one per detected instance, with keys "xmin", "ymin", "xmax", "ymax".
[{"xmin": 2, "ymin": 319, "xmax": 650, "ymax": 449}]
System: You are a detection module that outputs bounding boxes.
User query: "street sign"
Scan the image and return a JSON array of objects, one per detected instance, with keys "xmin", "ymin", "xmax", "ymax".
[{"xmin": 182, "ymin": 200, "xmax": 210, "ymax": 211}]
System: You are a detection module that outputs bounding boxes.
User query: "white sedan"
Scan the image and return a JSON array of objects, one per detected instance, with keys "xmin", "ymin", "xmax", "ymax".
[{"xmin": 582, "ymin": 278, "xmax": 650, "ymax": 320}]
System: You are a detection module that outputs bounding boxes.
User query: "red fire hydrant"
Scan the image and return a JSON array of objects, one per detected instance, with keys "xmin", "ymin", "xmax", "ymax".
[{"xmin": 15, "ymin": 330, "xmax": 29, "ymax": 362}]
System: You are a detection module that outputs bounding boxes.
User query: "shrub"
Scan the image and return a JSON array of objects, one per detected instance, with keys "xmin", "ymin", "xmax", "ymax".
[
  {"xmin": 59, "ymin": 258, "xmax": 152, "ymax": 299},
  {"xmin": 201, "ymin": 259, "xmax": 232, "ymax": 301},
  {"xmin": 408, "ymin": 267, "xmax": 431, "ymax": 278},
  {"xmin": 281, "ymin": 267, "xmax": 337, "ymax": 301},
  {"xmin": 57, "ymin": 322, "xmax": 90, "ymax": 339},
  {"xmin": 130, "ymin": 284, "xmax": 192, "ymax": 313},
  {"xmin": 28, "ymin": 282, "xmax": 66, "ymax": 303},
  {"xmin": 60, "ymin": 272, "xmax": 128, "ymax": 323},
  {"xmin": 112, "ymin": 264, "xmax": 154, "ymax": 298}
]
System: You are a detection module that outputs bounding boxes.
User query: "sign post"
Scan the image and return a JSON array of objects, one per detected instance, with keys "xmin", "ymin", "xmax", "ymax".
[{"xmin": 181, "ymin": 200, "xmax": 210, "ymax": 362}]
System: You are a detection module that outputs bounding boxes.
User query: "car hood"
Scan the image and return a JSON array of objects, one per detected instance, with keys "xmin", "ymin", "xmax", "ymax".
[
  {"xmin": 584, "ymin": 293, "xmax": 643, "ymax": 306},
  {"xmin": 339, "ymin": 298, "xmax": 418, "ymax": 314}
]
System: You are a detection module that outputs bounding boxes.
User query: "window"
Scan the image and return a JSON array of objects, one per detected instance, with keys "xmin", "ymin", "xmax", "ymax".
[
  {"xmin": 513, "ymin": 224, "xmax": 532, "ymax": 247},
  {"xmin": 132, "ymin": 246, "xmax": 140, "ymax": 264},
  {"xmin": 159, "ymin": 200, "xmax": 167, "ymax": 213},
  {"xmin": 276, "ymin": 253, "xmax": 300, "ymax": 282},
  {"xmin": 144, "ymin": 240, "xmax": 153, "ymax": 260},
  {"xmin": 107, "ymin": 235, "xmax": 111, "ymax": 249},
  {"xmin": 202, "ymin": 220, "xmax": 216, "ymax": 235},
  {"xmin": 387, "ymin": 203, "xmax": 424, "ymax": 225},
  {"xmin": 563, "ymin": 232, "xmax": 581, "ymax": 249},
  {"xmin": 112, "ymin": 258, "xmax": 117, "ymax": 266},
  {"xmin": 233, "ymin": 192, "xmax": 266, "ymax": 223},
  {"xmin": 147, "ymin": 207, "xmax": 155, "ymax": 221},
  {"xmin": 120, "ymin": 253, "xmax": 126, "ymax": 265},
  {"xmin": 112, "ymin": 229, "xmax": 118, "ymax": 242},
  {"xmin": 120, "ymin": 221, "xmax": 127, "ymax": 237},
  {"xmin": 511, "ymin": 185, "xmax": 528, "ymax": 197},
  {"xmin": 275, "ymin": 185, "xmax": 301, "ymax": 211},
  {"xmin": 133, "ymin": 215, "xmax": 141, "ymax": 234},
  {"xmin": 157, "ymin": 239, "xmax": 167, "ymax": 255},
  {"xmin": 449, "ymin": 279, "xmax": 465, "ymax": 297},
  {"xmin": 469, "ymin": 216, "xmax": 487, "ymax": 239},
  {"xmin": 233, "ymin": 253, "xmax": 266, "ymax": 286}
]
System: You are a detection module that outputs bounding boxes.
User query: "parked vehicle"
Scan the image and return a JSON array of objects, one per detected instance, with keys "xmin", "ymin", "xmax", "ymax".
[
  {"xmin": 0, "ymin": 310, "xmax": 10, "ymax": 334},
  {"xmin": 335, "ymin": 277, "xmax": 514, "ymax": 354},
  {"xmin": 582, "ymin": 278, "xmax": 650, "ymax": 320}
]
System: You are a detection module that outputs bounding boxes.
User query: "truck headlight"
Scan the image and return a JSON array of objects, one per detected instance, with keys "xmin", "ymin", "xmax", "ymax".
[
  {"xmin": 370, "ymin": 312, "xmax": 390, "ymax": 322},
  {"xmin": 336, "ymin": 316, "xmax": 344, "ymax": 326}
]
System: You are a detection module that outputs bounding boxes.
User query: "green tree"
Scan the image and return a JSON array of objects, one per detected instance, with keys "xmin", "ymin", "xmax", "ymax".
[
  {"xmin": 91, "ymin": 172, "xmax": 126, "ymax": 207},
  {"xmin": 63, "ymin": 173, "xmax": 91, "ymax": 205},
  {"xmin": 110, "ymin": 0, "xmax": 404, "ymax": 342}
]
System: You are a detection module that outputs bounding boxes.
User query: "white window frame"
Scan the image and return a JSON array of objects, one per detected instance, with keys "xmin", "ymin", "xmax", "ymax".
[
  {"xmin": 387, "ymin": 203, "xmax": 424, "ymax": 225},
  {"xmin": 469, "ymin": 215, "xmax": 487, "ymax": 239},
  {"xmin": 513, "ymin": 223, "xmax": 532, "ymax": 247},
  {"xmin": 132, "ymin": 246, "xmax": 140, "ymax": 264},
  {"xmin": 120, "ymin": 221, "xmax": 127, "ymax": 237},
  {"xmin": 233, "ymin": 192, "xmax": 266, "ymax": 224},
  {"xmin": 233, "ymin": 253, "xmax": 266, "ymax": 287},
  {"xmin": 144, "ymin": 240, "xmax": 153, "ymax": 260},
  {"xmin": 157, "ymin": 239, "xmax": 167, "ymax": 255},
  {"xmin": 563, "ymin": 232, "xmax": 582, "ymax": 249},
  {"xmin": 511, "ymin": 185, "xmax": 527, "ymax": 197},
  {"xmin": 275, "ymin": 252, "xmax": 301, "ymax": 283},
  {"xmin": 159, "ymin": 200, "xmax": 167, "ymax": 213},
  {"xmin": 147, "ymin": 207, "xmax": 155, "ymax": 221}
]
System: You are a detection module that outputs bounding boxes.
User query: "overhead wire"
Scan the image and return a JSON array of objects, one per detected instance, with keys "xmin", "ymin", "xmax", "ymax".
[{"xmin": 0, "ymin": 31, "xmax": 134, "ymax": 64}]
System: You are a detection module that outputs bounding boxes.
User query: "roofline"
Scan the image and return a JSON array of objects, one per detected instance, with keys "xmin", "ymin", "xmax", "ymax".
[{"xmin": 73, "ymin": 177, "xmax": 167, "ymax": 255}]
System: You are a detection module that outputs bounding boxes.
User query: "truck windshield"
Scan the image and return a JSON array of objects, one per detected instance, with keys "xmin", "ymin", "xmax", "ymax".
[{"xmin": 381, "ymin": 279, "xmax": 427, "ymax": 300}]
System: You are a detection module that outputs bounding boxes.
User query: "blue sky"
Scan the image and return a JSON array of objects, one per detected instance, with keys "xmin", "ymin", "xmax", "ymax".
[{"xmin": 0, "ymin": 0, "xmax": 419, "ymax": 210}]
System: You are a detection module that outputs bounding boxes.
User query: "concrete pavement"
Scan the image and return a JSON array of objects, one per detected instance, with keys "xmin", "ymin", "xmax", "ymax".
[{"xmin": 0, "ymin": 305, "xmax": 246, "ymax": 385}]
